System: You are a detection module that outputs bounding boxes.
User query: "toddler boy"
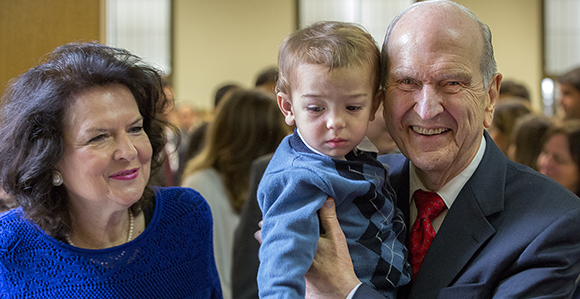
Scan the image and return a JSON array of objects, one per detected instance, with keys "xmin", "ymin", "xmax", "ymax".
[{"xmin": 257, "ymin": 21, "xmax": 411, "ymax": 299}]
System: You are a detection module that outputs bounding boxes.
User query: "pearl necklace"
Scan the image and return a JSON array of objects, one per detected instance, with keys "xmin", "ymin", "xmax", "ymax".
[{"xmin": 66, "ymin": 209, "xmax": 134, "ymax": 247}]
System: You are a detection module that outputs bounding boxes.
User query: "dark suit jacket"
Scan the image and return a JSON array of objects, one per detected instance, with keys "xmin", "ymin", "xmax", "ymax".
[
  {"xmin": 356, "ymin": 132, "xmax": 580, "ymax": 298},
  {"xmin": 232, "ymin": 154, "xmax": 273, "ymax": 299}
]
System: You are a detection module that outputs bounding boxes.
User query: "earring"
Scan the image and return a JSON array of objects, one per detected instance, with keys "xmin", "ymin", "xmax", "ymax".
[{"xmin": 52, "ymin": 171, "xmax": 63, "ymax": 186}]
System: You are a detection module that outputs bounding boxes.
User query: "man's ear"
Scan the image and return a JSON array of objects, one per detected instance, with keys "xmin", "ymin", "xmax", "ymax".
[
  {"xmin": 483, "ymin": 73, "xmax": 502, "ymax": 128},
  {"xmin": 277, "ymin": 92, "xmax": 295, "ymax": 126},
  {"xmin": 369, "ymin": 89, "xmax": 384, "ymax": 122}
]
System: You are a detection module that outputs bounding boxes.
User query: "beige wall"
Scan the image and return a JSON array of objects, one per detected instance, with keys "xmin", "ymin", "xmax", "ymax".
[
  {"xmin": 173, "ymin": 0, "xmax": 296, "ymax": 110},
  {"xmin": 456, "ymin": 0, "xmax": 543, "ymax": 111}
]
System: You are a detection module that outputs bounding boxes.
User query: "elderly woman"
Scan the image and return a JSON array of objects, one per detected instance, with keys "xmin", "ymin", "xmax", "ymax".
[{"xmin": 0, "ymin": 42, "xmax": 222, "ymax": 298}]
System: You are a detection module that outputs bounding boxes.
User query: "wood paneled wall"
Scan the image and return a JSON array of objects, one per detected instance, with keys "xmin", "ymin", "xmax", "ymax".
[{"xmin": 0, "ymin": 0, "xmax": 102, "ymax": 95}]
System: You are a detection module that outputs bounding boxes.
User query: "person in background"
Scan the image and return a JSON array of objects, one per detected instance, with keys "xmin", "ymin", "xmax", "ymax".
[
  {"xmin": 0, "ymin": 186, "xmax": 15, "ymax": 213},
  {"xmin": 558, "ymin": 67, "xmax": 580, "ymax": 120},
  {"xmin": 537, "ymin": 120, "xmax": 580, "ymax": 196},
  {"xmin": 181, "ymin": 88, "xmax": 289, "ymax": 299},
  {"xmin": 184, "ymin": 83, "xmax": 240, "ymax": 163},
  {"xmin": 498, "ymin": 79, "xmax": 532, "ymax": 108},
  {"xmin": 296, "ymin": 1, "xmax": 580, "ymax": 298},
  {"xmin": 487, "ymin": 99, "xmax": 531, "ymax": 155},
  {"xmin": 0, "ymin": 42, "xmax": 222, "ymax": 298},
  {"xmin": 508, "ymin": 113, "xmax": 554, "ymax": 170},
  {"xmin": 254, "ymin": 66, "xmax": 278, "ymax": 94},
  {"xmin": 173, "ymin": 104, "xmax": 198, "ymax": 185}
]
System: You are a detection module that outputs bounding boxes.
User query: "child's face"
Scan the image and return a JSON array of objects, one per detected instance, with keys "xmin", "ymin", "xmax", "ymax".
[{"xmin": 278, "ymin": 63, "xmax": 378, "ymax": 158}]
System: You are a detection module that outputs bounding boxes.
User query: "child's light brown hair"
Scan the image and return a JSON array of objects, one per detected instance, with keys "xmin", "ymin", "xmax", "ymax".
[{"xmin": 276, "ymin": 21, "xmax": 380, "ymax": 96}]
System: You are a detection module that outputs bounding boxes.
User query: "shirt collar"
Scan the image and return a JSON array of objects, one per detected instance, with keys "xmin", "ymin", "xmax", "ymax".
[
  {"xmin": 409, "ymin": 135, "xmax": 486, "ymax": 208},
  {"xmin": 296, "ymin": 128, "xmax": 378, "ymax": 160}
]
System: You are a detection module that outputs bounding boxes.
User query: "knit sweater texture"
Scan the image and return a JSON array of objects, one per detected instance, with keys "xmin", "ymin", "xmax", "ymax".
[
  {"xmin": 258, "ymin": 133, "xmax": 411, "ymax": 299},
  {"xmin": 0, "ymin": 187, "xmax": 222, "ymax": 299}
]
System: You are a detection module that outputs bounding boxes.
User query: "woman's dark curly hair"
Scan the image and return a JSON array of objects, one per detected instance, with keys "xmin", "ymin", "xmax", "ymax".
[{"xmin": 0, "ymin": 42, "xmax": 174, "ymax": 239}]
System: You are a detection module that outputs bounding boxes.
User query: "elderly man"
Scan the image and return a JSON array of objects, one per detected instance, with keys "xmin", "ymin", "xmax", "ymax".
[{"xmin": 304, "ymin": 1, "xmax": 580, "ymax": 298}]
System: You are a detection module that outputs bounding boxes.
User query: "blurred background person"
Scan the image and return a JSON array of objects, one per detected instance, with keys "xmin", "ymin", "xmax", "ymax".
[
  {"xmin": 0, "ymin": 186, "xmax": 16, "ymax": 213},
  {"xmin": 537, "ymin": 120, "xmax": 580, "ymax": 196},
  {"xmin": 0, "ymin": 42, "xmax": 222, "ymax": 297},
  {"xmin": 254, "ymin": 66, "xmax": 278, "ymax": 94},
  {"xmin": 498, "ymin": 79, "xmax": 532, "ymax": 109},
  {"xmin": 487, "ymin": 99, "xmax": 532, "ymax": 155},
  {"xmin": 185, "ymin": 83, "xmax": 241, "ymax": 162},
  {"xmin": 508, "ymin": 113, "xmax": 554, "ymax": 171},
  {"xmin": 557, "ymin": 67, "xmax": 580, "ymax": 120},
  {"xmin": 181, "ymin": 88, "xmax": 289, "ymax": 299}
]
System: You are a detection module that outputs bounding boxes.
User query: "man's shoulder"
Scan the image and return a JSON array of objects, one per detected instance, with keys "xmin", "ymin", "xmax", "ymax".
[
  {"xmin": 505, "ymin": 160, "xmax": 580, "ymax": 208},
  {"xmin": 377, "ymin": 153, "xmax": 407, "ymax": 174}
]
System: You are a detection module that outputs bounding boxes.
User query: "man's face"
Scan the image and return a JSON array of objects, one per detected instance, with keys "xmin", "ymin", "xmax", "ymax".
[
  {"xmin": 383, "ymin": 5, "xmax": 500, "ymax": 189},
  {"xmin": 559, "ymin": 83, "xmax": 580, "ymax": 120}
]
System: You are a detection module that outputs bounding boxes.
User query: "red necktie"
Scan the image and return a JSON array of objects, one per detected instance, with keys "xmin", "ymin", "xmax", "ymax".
[{"xmin": 409, "ymin": 190, "xmax": 447, "ymax": 278}]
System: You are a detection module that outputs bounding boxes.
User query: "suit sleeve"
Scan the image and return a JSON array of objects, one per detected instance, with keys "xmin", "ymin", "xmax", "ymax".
[
  {"xmin": 352, "ymin": 284, "xmax": 387, "ymax": 299},
  {"xmin": 490, "ymin": 207, "xmax": 580, "ymax": 298}
]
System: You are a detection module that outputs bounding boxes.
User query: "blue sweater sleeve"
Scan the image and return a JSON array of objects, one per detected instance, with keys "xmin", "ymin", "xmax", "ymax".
[{"xmin": 257, "ymin": 162, "xmax": 332, "ymax": 299}]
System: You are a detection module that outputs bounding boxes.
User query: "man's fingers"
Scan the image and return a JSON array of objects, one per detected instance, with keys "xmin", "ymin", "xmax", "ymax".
[
  {"xmin": 319, "ymin": 197, "xmax": 340, "ymax": 237},
  {"xmin": 254, "ymin": 220, "xmax": 263, "ymax": 244}
]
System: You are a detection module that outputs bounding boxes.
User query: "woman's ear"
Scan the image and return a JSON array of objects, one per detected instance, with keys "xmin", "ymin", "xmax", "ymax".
[{"xmin": 277, "ymin": 92, "xmax": 295, "ymax": 126}]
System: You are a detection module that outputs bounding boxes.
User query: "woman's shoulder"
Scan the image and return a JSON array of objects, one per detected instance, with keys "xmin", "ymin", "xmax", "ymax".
[
  {"xmin": 153, "ymin": 186, "xmax": 208, "ymax": 208},
  {"xmin": 0, "ymin": 208, "xmax": 40, "ymax": 254}
]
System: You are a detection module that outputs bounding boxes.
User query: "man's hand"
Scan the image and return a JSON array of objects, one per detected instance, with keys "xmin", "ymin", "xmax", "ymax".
[{"xmin": 305, "ymin": 198, "xmax": 361, "ymax": 299}]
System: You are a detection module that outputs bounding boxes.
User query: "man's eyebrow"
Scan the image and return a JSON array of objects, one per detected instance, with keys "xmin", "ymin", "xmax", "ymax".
[{"xmin": 438, "ymin": 72, "xmax": 472, "ymax": 82}]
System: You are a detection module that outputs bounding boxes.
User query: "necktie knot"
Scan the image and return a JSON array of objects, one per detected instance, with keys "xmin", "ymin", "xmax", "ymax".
[{"xmin": 413, "ymin": 190, "xmax": 446, "ymax": 221}]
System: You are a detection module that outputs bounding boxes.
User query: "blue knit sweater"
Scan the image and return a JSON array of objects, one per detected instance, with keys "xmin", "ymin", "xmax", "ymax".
[
  {"xmin": 0, "ymin": 187, "xmax": 222, "ymax": 299},
  {"xmin": 257, "ymin": 133, "xmax": 411, "ymax": 299}
]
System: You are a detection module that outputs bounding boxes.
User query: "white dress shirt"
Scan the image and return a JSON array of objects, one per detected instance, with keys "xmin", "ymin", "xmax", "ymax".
[{"xmin": 409, "ymin": 136, "xmax": 486, "ymax": 232}]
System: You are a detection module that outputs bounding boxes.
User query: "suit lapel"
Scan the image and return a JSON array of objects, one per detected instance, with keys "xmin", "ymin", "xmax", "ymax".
[{"xmin": 409, "ymin": 132, "xmax": 506, "ymax": 298}]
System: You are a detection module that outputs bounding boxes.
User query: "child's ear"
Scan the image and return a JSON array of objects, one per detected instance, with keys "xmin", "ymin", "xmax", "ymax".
[
  {"xmin": 277, "ymin": 92, "xmax": 296, "ymax": 126},
  {"xmin": 369, "ymin": 89, "xmax": 384, "ymax": 122}
]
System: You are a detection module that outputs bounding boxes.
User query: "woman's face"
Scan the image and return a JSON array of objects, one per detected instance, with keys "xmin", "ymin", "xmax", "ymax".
[
  {"xmin": 537, "ymin": 133, "xmax": 580, "ymax": 193},
  {"xmin": 56, "ymin": 84, "xmax": 152, "ymax": 211}
]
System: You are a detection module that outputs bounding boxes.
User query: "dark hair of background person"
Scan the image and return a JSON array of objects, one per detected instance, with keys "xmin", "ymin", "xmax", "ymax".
[
  {"xmin": 182, "ymin": 88, "xmax": 289, "ymax": 213},
  {"xmin": 499, "ymin": 79, "xmax": 531, "ymax": 101},
  {"xmin": 184, "ymin": 83, "xmax": 242, "ymax": 164},
  {"xmin": 509, "ymin": 113, "xmax": 554, "ymax": 170},
  {"xmin": 0, "ymin": 42, "xmax": 175, "ymax": 239},
  {"xmin": 558, "ymin": 67, "xmax": 580, "ymax": 93},
  {"xmin": 214, "ymin": 83, "xmax": 240, "ymax": 108},
  {"xmin": 490, "ymin": 99, "xmax": 532, "ymax": 154},
  {"xmin": 540, "ymin": 120, "xmax": 580, "ymax": 196},
  {"xmin": 254, "ymin": 66, "xmax": 278, "ymax": 89}
]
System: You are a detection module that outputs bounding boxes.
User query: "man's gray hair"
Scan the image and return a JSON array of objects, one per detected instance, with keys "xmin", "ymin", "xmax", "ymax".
[{"xmin": 381, "ymin": 0, "xmax": 497, "ymax": 89}]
